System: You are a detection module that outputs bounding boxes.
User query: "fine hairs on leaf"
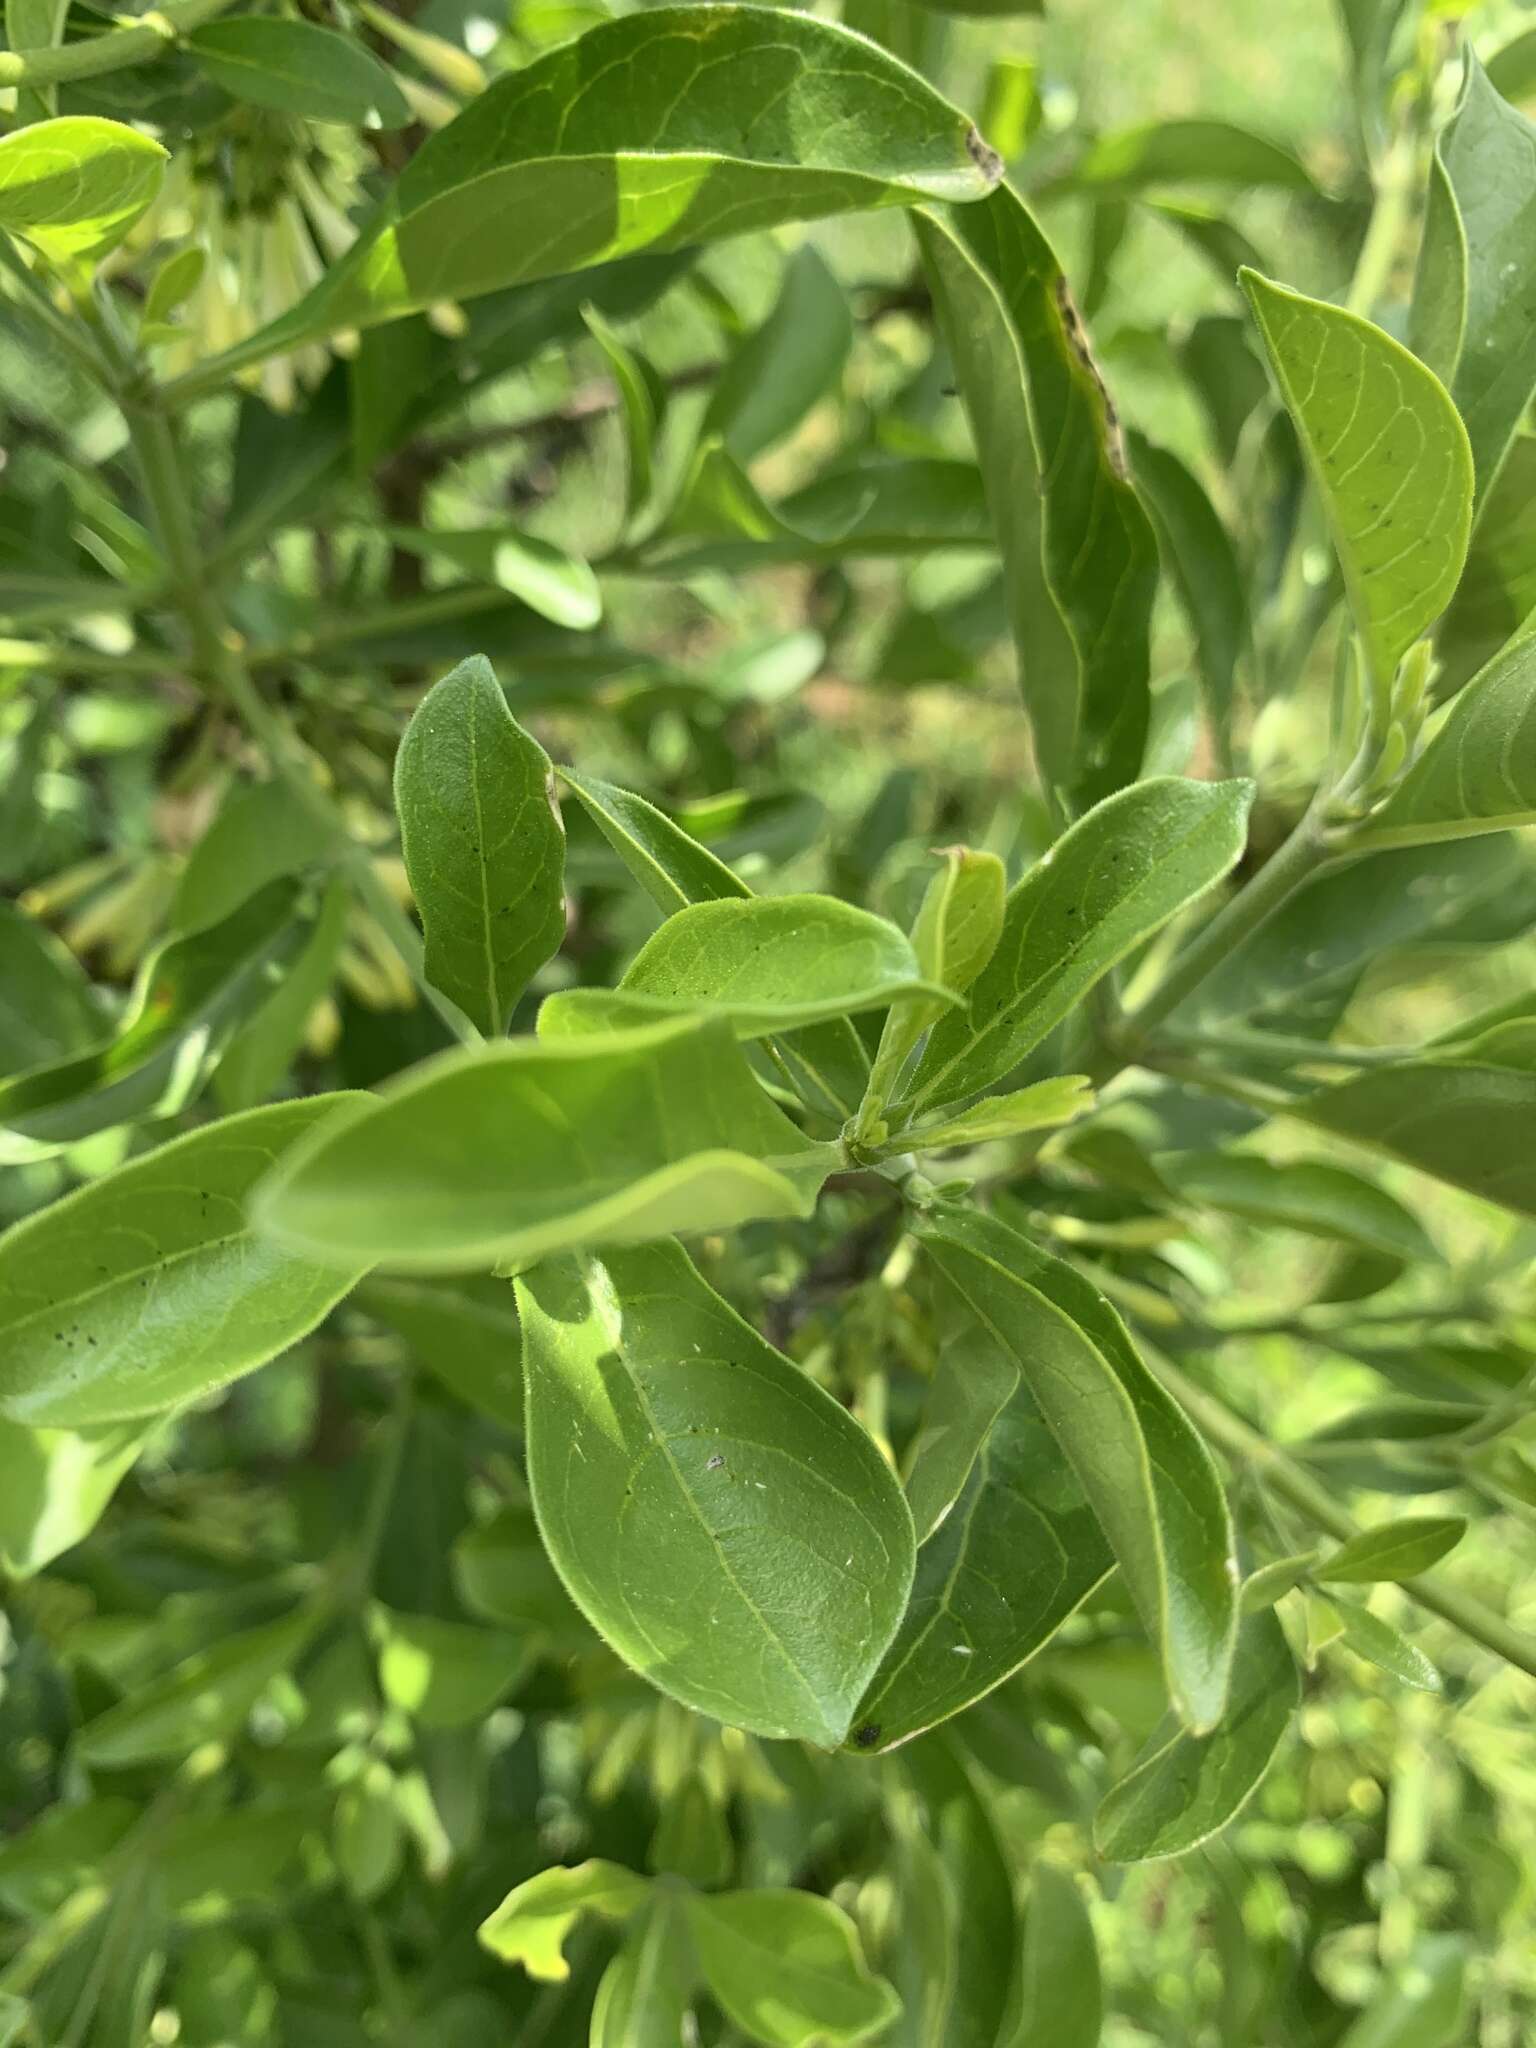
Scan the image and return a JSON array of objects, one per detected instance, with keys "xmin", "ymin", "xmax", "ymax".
[{"xmin": 0, "ymin": 3, "xmax": 1532, "ymax": 2040}]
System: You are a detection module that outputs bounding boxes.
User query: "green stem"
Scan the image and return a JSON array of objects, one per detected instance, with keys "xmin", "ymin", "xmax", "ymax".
[
  {"xmin": 0, "ymin": 237, "xmax": 115, "ymax": 386},
  {"xmin": 0, "ymin": 0, "xmax": 236, "ymax": 86},
  {"xmin": 1152, "ymin": 1349, "xmax": 1536, "ymax": 1683},
  {"xmin": 1161, "ymin": 1025, "xmax": 1412, "ymax": 1070},
  {"xmin": 120, "ymin": 393, "xmax": 476, "ymax": 1046},
  {"xmin": 248, "ymin": 585, "xmax": 513, "ymax": 663}
]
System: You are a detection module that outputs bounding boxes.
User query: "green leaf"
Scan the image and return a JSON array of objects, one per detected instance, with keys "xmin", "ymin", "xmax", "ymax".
[
  {"xmin": 0, "ymin": 115, "xmax": 167, "ymax": 264},
  {"xmin": 0, "ymin": 901, "xmax": 106, "ymax": 1077},
  {"xmin": 1057, "ymin": 118, "xmax": 1319, "ymax": 197},
  {"xmin": 544, "ymin": 894, "xmax": 957, "ymax": 1039},
  {"xmin": 591, "ymin": 1894, "xmax": 696, "ymax": 2048},
  {"xmin": 701, "ymin": 245, "xmax": 853, "ymax": 463},
  {"xmin": 1410, "ymin": 54, "xmax": 1536, "ymax": 503},
  {"xmin": 582, "ymin": 303, "xmax": 663, "ymax": 522},
  {"xmin": 186, "ymin": 19, "xmax": 411, "ymax": 129},
  {"xmin": 370, "ymin": 1606, "xmax": 527, "ymax": 1727},
  {"xmin": 874, "ymin": 843, "xmax": 1008, "ymax": 1099},
  {"xmin": 394, "ymin": 655, "xmax": 567, "ymax": 1036},
  {"xmin": 684, "ymin": 1888, "xmax": 901, "ymax": 2048},
  {"xmin": 904, "ymin": 1075, "xmax": 1094, "ymax": 1153},
  {"xmin": 853, "ymin": 1357, "xmax": 1112, "ymax": 1752},
  {"xmin": 452, "ymin": 1504, "xmax": 586, "ymax": 1644},
  {"xmin": 518, "ymin": 1241, "xmax": 915, "ymax": 1746},
  {"xmin": 1128, "ymin": 431, "xmax": 1250, "ymax": 750},
  {"xmin": 1336, "ymin": 1935, "xmax": 1468, "ymax": 2048},
  {"xmin": 1296, "ymin": 1048, "xmax": 1536, "ymax": 1219},
  {"xmin": 649, "ymin": 1773, "xmax": 732, "ymax": 1888},
  {"xmin": 1093, "ymin": 1606, "xmax": 1299, "ymax": 1862},
  {"xmin": 478, "ymin": 1860, "xmax": 651, "ymax": 1980},
  {"xmin": 356, "ymin": 1272, "xmax": 522, "ymax": 1430},
  {"xmin": 172, "ymin": 776, "xmax": 334, "ymax": 934},
  {"xmin": 386, "ymin": 529, "xmax": 602, "ymax": 630},
  {"xmin": 0, "ymin": 1095, "xmax": 371, "ymax": 1428},
  {"xmin": 1241, "ymin": 1551, "xmax": 1319, "ymax": 1611},
  {"xmin": 898, "ymin": 1736, "xmax": 1019, "ymax": 2047},
  {"xmin": 0, "ymin": 879, "xmax": 310, "ymax": 1161},
  {"xmin": 1329, "ymin": 1599, "xmax": 1441, "ymax": 1690},
  {"xmin": 231, "ymin": 6, "xmax": 1000, "ymax": 355},
  {"xmin": 253, "ymin": 1016, "xmax": 835, "ymax": 1275},
  {"xmin": 5, "ymin": 0, "xmax": 66, "ymax": 124},
  {"xmin": 213, "ymin": 872, "xmax": 350, "ymax": 1112},
  {"xmin": 917, "ymin": 1205, "xmax": 1238, "ymax": 1732},
  {"xmin": 899, "ymin": 1289, "xmax": 1021, "ymax": 1546},
  {"xmin": 1016, "ymin": 1864, "xmax": 1101, "ymax": 2048},
  {"xmin": 75, "ymin": 1609, "xmax": 321, "ymax": 1767},
  {"xmin": 1357, "ymin": 633, "xmax": 1536, "ymax": 846},
  {"xmin": 558, "ymin": 765, "xmax": 750, "ymax": 916},
  {"xmin": 908, "ymin": 777, "xmax": 1253, "ymax": 1114},
  {"xmin": 1315, "ymin": 1515, "xmax": 1466, "ymax": 1584},
  {"xmin": 1435, "ymin": 436, "xmax": 1536, "ymax": 697},
  {"xmin": 916, "ymin": 188, "xmax": 1159, "ymax": 804},
  {"xmin": 1158, "ymin": 1151, "xmax": 1439, "ymax": 1262},
  {"xmin": 1241, "ymin": 270, "xmax": 1473, "ymax": 690},
  {"xmin": 0, "ymin": 1415, "xmax": 152, "ymax": 1576}
]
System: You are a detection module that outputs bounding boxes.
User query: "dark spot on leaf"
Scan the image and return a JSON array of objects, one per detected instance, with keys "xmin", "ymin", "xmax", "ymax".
[{"xmin": 852, "ymin": 1723, "xmax": 881, "ymax": 1749}]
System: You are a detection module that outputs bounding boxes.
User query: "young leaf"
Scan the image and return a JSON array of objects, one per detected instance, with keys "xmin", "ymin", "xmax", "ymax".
[
  {"xmin": 0, "ymin": 879, "xmax": 310, "ymax": 1160},
  {"xmin": 1241, "ymin": 270, "xmax": 1473, "ymax": 689},
  {"xmin": 75, "ymin": 1609, "xmax": 321, "ymax": 1767},
  {"xmin": 683, "ymin": 1888, "xmax": 901, "ymax": 2048},
  {"xmin": 1159, "ymin": 1152, "xmax": 1439, "ymax": 1263},
  {"xmin": 1329, "ymin": 1600, "xmax": 1442, "ymax": 1691},
  {"xmin": 916, "ymin": 188, "xmax": 1159, "ymax": 805},
  {"xmin": 0, "ymin": 901, "xmax": 106, "ymax": 1077},
  {"xmin": 0, "ymin": 115, "xmax": 167, "ymax": 263},
  {"xmin": 1356, "ymin": 633, "xmax": 1536, "ymax": 847},
  {"xmin": 220, "ymin": 7, "xmax": 1001, "ymax": 356},
  {"xmin": 1241, "ymin": 1551, "xmax": 1319, "ymax": 1611},
  {"xmin": 701, "ymin": 245, "xmax": 853, "ymax": 464},
  {"xmin": 0, "ymin": 1415, "xmax": 153, "ymax": 1576},
  {"xmin": 591, "ymin": 1895, "xmax": 696, "ymax": 2048},
  {"xmin": 1314, "ymin": 1515, "xmax": 1467, "ymax": 1584},
  {"xmin": 908, "ymin": 777, "xmax": 1254, "ymax": 1114},
  {"xmin": 478, "ymin": 1861, "xmax": 652, "ymax": 1981},
  {"xmin": 853, "ymin": 1378, "xmax": 1112, "ymax": 1752},
  {"xmin": 1094, "ymin": 1606, "xmax": 1299, "ymax": 1862},
  {"xmin": 252, "ymin": 1016, "xmax": 835, "ymax": 1274},
  {"xmin": 1410, "ymin": 54, "xmax": 1536, "ymax": 503},
  {"xmin": 1016, "ymin": 1864, "xmax": 1101, "ymax": 2048},
  {"xmin": 917, "ymin": 1204, "xmax": 1238, "ymax": 1732},
  {"xmin": 394, "ymin": 655, "xmax": 567, "ymax": 1037},
  {"xmin": 904, "ymin": 1075, "xmax": 1094, "ymax": 1152},
  {"xmin": 213, "ymin": 873, "xmax": 351, "ymax": 1112},
  {"xmin": 518, "ymin": 1241, "xmax": 915, "ymax": 1747},
  {"xmin": 554, "ymin": 894, "xmax": 959, "ymax": 1038},
  {"xmin": 0, "ymin": 1095, "xmax": 371, "ymax": 1428},
  {"xmin": 186, "ymin": 19, "xmax": 411, "ymax": 130}
]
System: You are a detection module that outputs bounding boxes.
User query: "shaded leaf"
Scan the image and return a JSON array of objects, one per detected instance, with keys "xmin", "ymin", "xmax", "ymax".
[
  {"xmin": 357, "ymin": 1272, "xmax": 522, "ymax": 1430},
  {"xmin": 1315, "ymin": 1515, "xmax": 1466, "ymax": 1583},
  {"xmin": 0, "ymin": 1415, "xmax": 153, "ymax": 1576},
  {"xmin": 478, "ymin": 1860, "xmax": 651, "ymax": 1980},
  {"xmin": 1017, "ymin": 1863, "xmax": 1101, "ymax": 2048},
  {"xmin": 685, "ymin": 1888, "xmax": 900, "ymax": 2048},
  {"xmin": 702, "ymin": 245, "xmax": 853, "ymax": 463},
  {"xmin": 186, "ymin": 19, "xmax": 411, "ymax": 129},
  {"xmin": 0, "ymin": 901, "xmax": 106, "ymax": 1077},
  {"xmin": 591, "ymin": 1894, "xmax": 696, "ymax": 2048},
  {"xmin": 1330, "ymin": 1599, "xmax": 1441, "ymax": 1690},
  {"xmin": 1359, "ymin": 632, "xmax": 1536, "ymax": 846},
  {"xmin": 1159, "ymin": 1151, "xmax": 1438, "ymax": 1262}
]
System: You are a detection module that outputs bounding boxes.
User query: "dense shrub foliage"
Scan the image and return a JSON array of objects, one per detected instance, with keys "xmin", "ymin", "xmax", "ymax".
[{"xmin": 0, "ymin": 0, "xmax": 1534, "ymax": 2042}]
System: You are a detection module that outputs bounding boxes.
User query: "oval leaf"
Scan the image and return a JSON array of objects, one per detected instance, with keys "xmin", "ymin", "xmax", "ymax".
[
  {"xmin": 1315, "ymin": 1515, "xmax": 1467, "ymax": 1583},
  {"xmin": 252, "ymin": 1015, "xmax": 835, "ymax": 1275},
  {"xmin": 0, "ymin": 115, "xmax": 166, "ymax": 262},
  {"xmin": 684, "ymin": 1888, "xmax": 900, "ymax": 2048},
  {"xmin": 186, "ymin": 19, "xmax": 411, "ymax": 130},
  {"xmin": 0, "ymin": 1095, "xmax": 371, "ymax": 1428},
  {"xmin": 1359, "ymin": 633, "xmax": 1536, "ymax": 847},
  {"xmin": 1160, "ymin": 1151, "xmax": 1438, "ymax": 1262},
  {"xmin": 395, "ymin": 655, "xmax": 567, "ymax": 1036},
  {"xmin": 518, "ymin": 1240, "xmax": 915, "ymax": 1747}
]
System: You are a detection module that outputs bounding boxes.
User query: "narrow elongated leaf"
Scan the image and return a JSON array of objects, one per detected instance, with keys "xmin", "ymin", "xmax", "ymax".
[
  {"xmin": 909, "ymin": 777, "xmax": 1253, "ymax": 1114},
  {"xmin": 0, "ymin": 902, "xmax": 105, "ymax": 1076},
  {"xmin": 0, "ymin": 1096, "xmax": 371, "ymax": 1428},
  {"xmin": 520, "ymin": 1243, "xmax": 913, "ymax": 1745},
  {"xmin": 387, "ymin": 528, "xmax": 602, "ymax": 630},
  {"xmin": 591, "ymin": 1895, "xmax": 695, "ymax": 2048},
  {"xmin": 1296, "ymin": 1049, "xmax": 1536, "ymax": 1219},
  {"xmin": 898, "ymin": 1737, "xmax": 1019, "ymax": 2046},
  {"xmin": 225, "ymin": 7, "xmax": 1001, "ymax": 357},
  {"xmin": 1358, "ymin": 633, "xmax": 1536, "ymax": 846},
  {"xmin": 1129, "ymin": 431, "xmax": 1250, "ymax": 745},
  {"xmin": 917, "ymin": 189, "xmax": 1158, "ymax": 804},
  {"xmin": 854, "ymin": 1374, "xmax": 1112, "ymax": 1751},
  {"xmin": 1241, "ymin": 270, "xmax": 1473, "ymax": 688},
  {"xmin": 0, "ymin": 1415, "xmax": 152, "ymax": 1576},
  {"xmin": 76, "ymin": 1609, "xmax": 320, "ymax": 1767},
  {"xmin": 1058, "ymin": 118, "xmax": 1318, "ymax": 196},
  {"xmin": 394, "ymin": 656, "xmax": 566, "ymax": 1036},
  {"xmin": 172, "ymin": 776, "xmax": 333, "ymax": 934},
  {"xmin": 702, "ymin": 245, "xmax": 853, "ymax": 463},
  {"xmin": 582, "ymin": 304, "xmax": 662, "ymax": 521},
  {"xmin": 558, "ymin": 765, "xmax": 749, "ymax": 915},
  {"xmin": 1017, "ymin": 1865, "xmax": 1101, "ymax": 2048},
  {"xmin": 902, "ymin": 1288, "xmax": 1022, "ymax": 1545},
  {"xmin": 1094, "ymin": 1606, "xmax": 1298, "ymax": 1861},
  {"xmin": 1159, "ymin": 1151, "xmax": 1439, "ymax": 1262},
  {"xmin": 253, "ymin": 1016, "xmax": 835, "ymax": 1274},
  {"xmin": 186, "ymin": 19, "xmax": 411, "ymax": 129},
  {"xmin": 479, "ymin": 1861, "xmax": 651, "ymax": 1980},
  {"xmin": 1330, "ymin": 1600, "xmax": 1441, "ymax": 1690},
  {"xmin": 684, "ymin": 1889, "xmax": 900, "ymax": 2047},
  {"xmin": 906, "ymin": 1075, "xmax": 1093, "ymax": 1152},
  {"xmin": 0, "ymin": 880, "xmax": 309, "ymax": 1160},
  {"xmin": 0, "ymin": 115, "xmax": 167, "ymax": 262},
  {"xmin": 574, "ymin": 894, "xmax": 957, "ymax": 1037},
  {"xmin": 1435, "ymin": 435, "xmax": 1536, "ymax": 696},
  {"xmin": 1315, "ymin": 1515, "xmax": 1466, "ymax": 1583},
  {"xmin": 1410, "ymin": 55, "xmax": 1536, "ymax": 502},
  {"xmin": 917, "ymin": 1205, "xmax": 1237, "ymax": 1731}
]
